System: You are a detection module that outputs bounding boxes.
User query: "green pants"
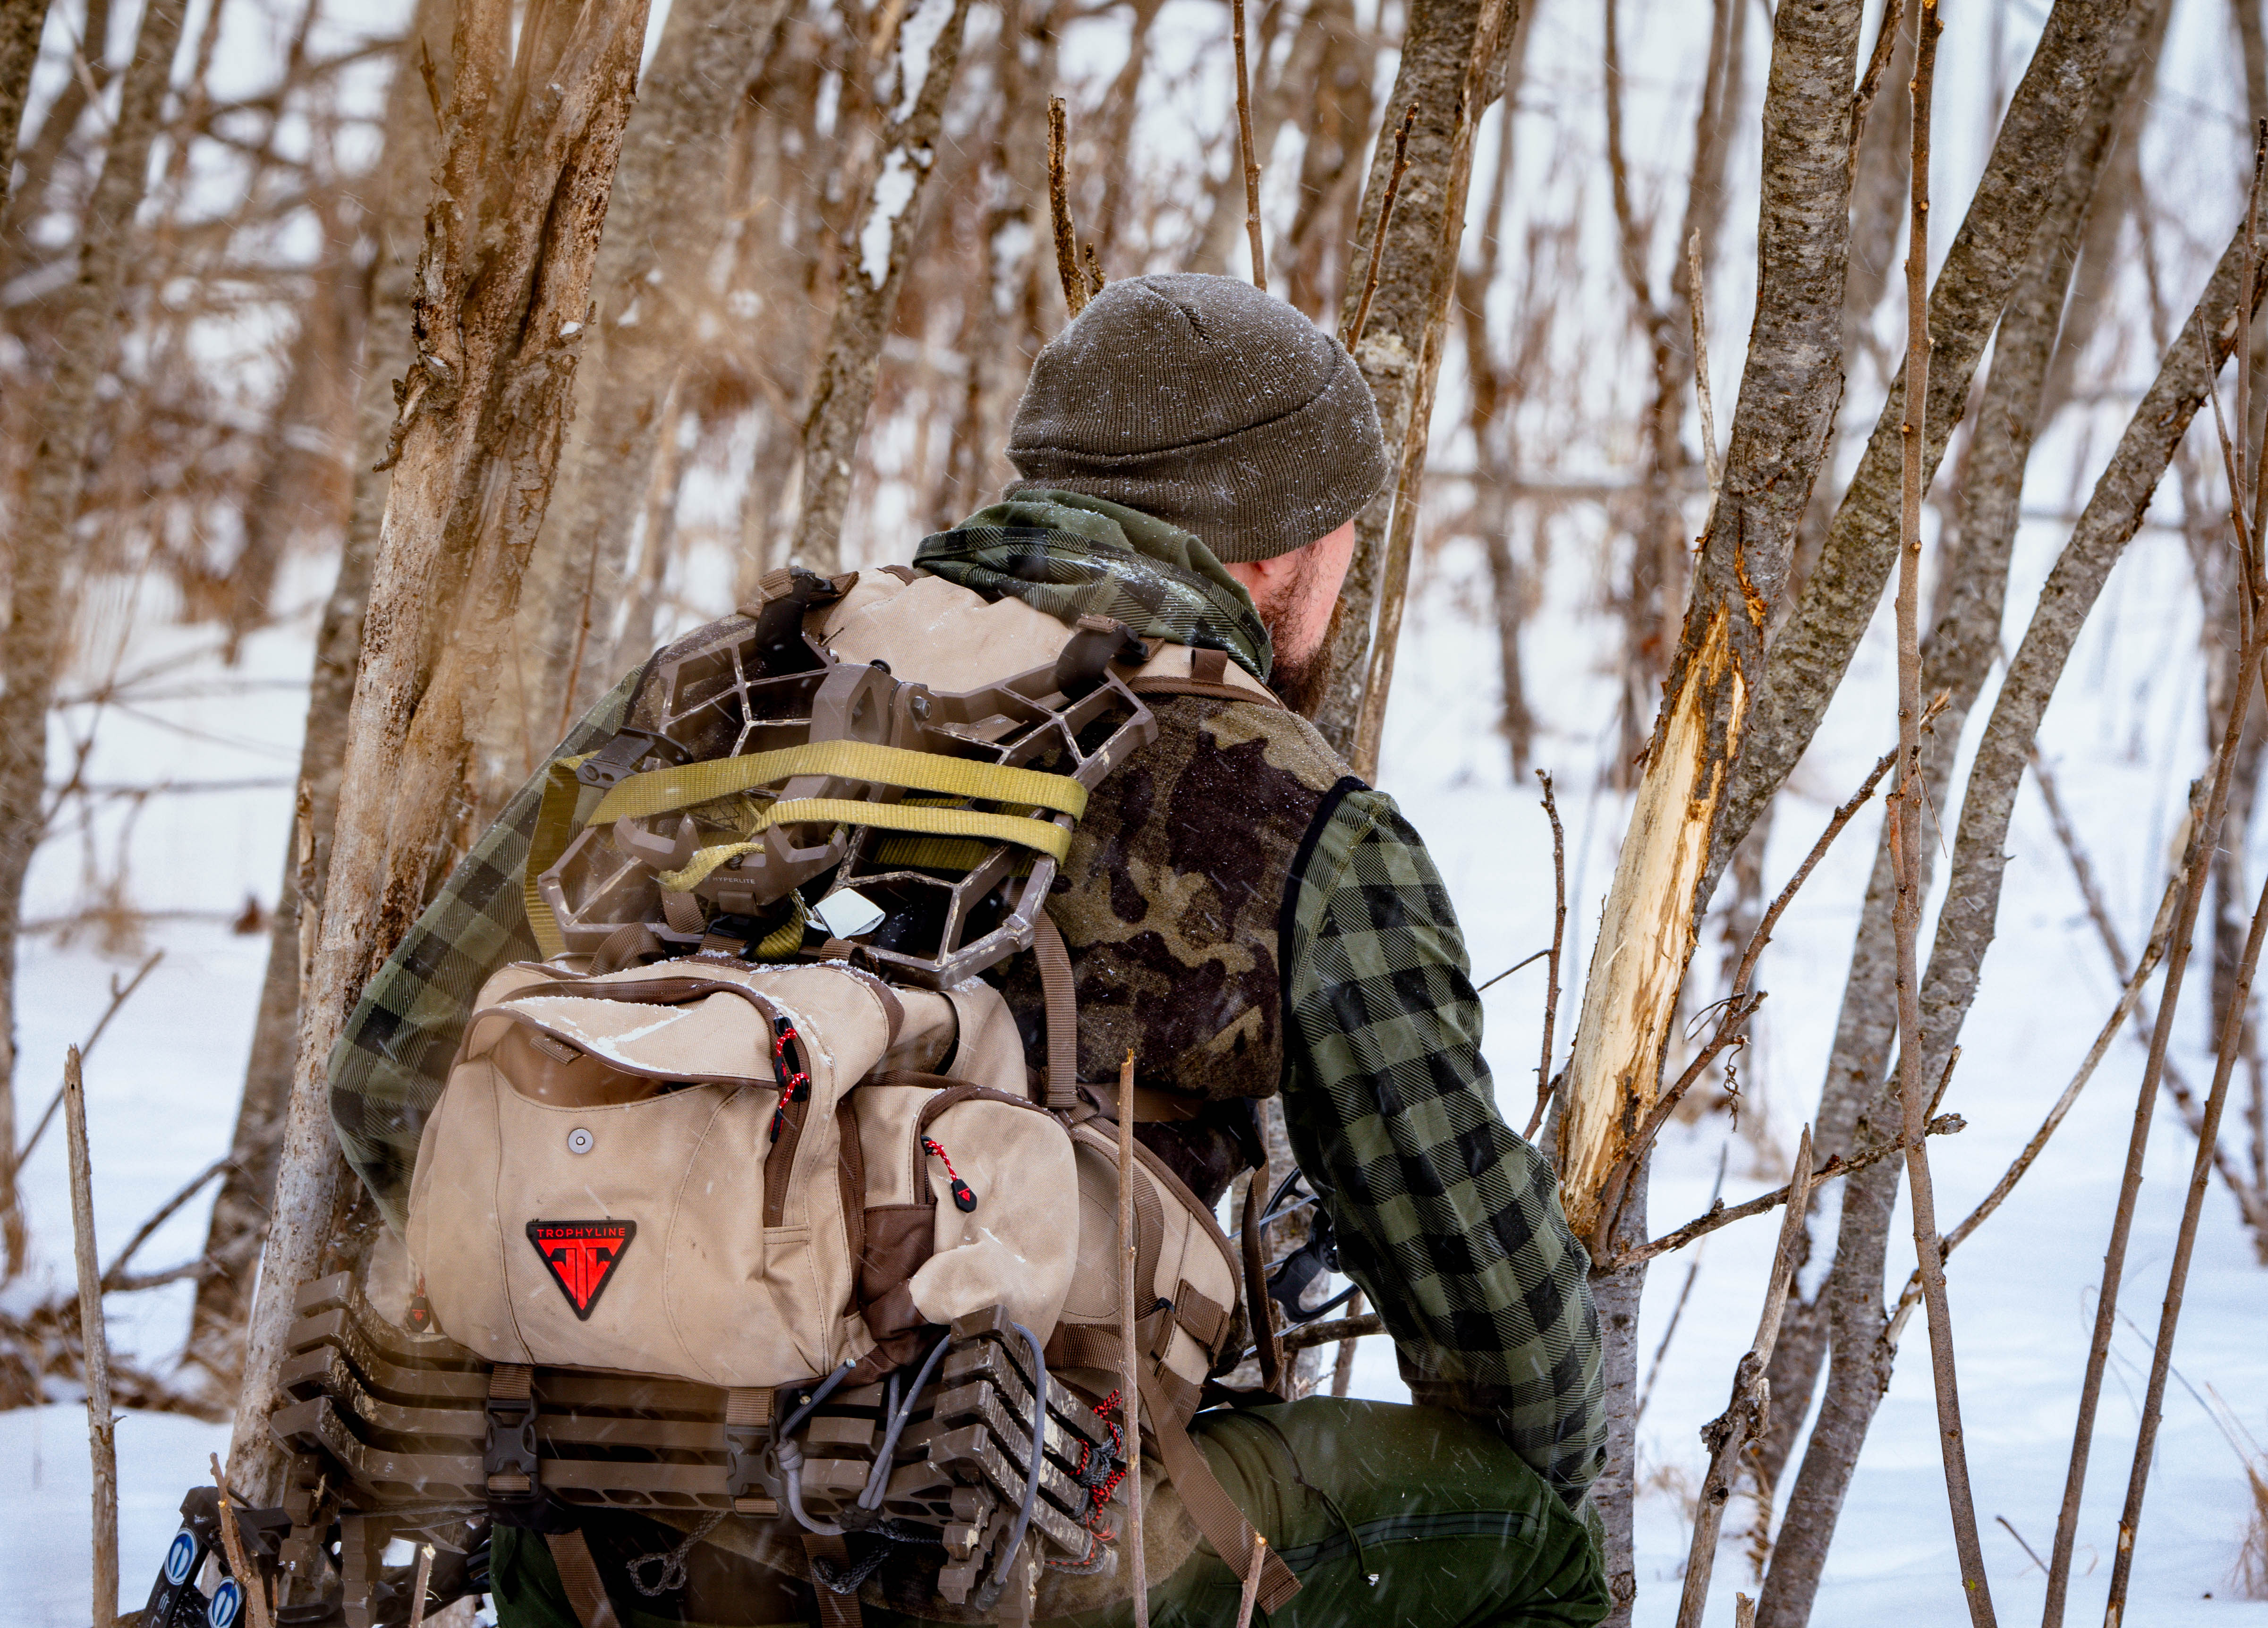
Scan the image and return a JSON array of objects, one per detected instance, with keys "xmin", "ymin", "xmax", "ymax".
[{"xmin": 491, "ymin": 1399, "xmax": 1607, "ymax": 1628}]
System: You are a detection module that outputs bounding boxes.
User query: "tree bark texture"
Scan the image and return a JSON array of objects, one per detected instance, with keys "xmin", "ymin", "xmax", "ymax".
[
  {"xmin": 0, "ymin": 0, "xmax": 188, "ymax": 1275},
  {"xmin": 1752, "ymin": 0, "xmax": 2153, "ymax": 1498},
  {"xmin": 1558, "ymin": 0, "xmax": 1864, "ymax": 1239},
  {"xmin": 512, "ymin": 0, "xmax": 791, "ymax": 754},
  {"xmin": 180, "ymin": 0, "xmax": 458, "ymax": 1405},
  {"xmin": 1757, "ymin": 183, "xmax": 2266, "ymax": 1628},
  {"xmin": 1346, "ymin": 0, "xmax": 1521, "ymax": 782},
  {"xmin": 0, "ymin": 0, "xmax": 52, "ymax": 221},
  {"xmin": 222, "ymin": 0, "xmax": 654, "ymax": 1503},
  {"xmin": 1707, "ymin": 0, "xmax": 2135, "ymax": 905},
  {"xmin": 1311, "ymin": 0, "xmax": 1520, "ymax": 754},
  {"xmin": 0, "ymin": 0, "xmax": 103, "ymax": 272},
  {"xmin": 1557, "ymin": 4, "xmax": 1864, "ymax": 1618},
  {"xmin": 788, "ymin": 0, "xmax": 975, "ymax": 572}
]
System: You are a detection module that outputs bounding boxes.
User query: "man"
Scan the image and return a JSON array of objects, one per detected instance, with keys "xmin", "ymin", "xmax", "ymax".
[{"xmin": 330, "ymin": 273, "xmax": 1606, "ymax": 1626}]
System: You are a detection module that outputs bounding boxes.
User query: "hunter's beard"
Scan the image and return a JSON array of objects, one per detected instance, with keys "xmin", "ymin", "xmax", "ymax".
[{"xmin": 1255, "ymin": 545, "xmax": 1335, "ymax": 716}]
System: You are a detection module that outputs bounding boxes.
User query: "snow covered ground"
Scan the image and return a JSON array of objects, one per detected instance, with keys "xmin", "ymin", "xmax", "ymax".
[{"xmin": 4, "ymin": 501, "xmax": 2267, "ymax": 1628}]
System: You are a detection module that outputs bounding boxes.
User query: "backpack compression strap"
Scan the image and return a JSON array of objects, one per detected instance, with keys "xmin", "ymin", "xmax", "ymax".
[{"xmin": 1134, "ymin": 1366, "xmax": 1303, "ymax": 1612}]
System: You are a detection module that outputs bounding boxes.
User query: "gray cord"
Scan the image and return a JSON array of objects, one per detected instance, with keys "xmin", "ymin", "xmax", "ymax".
[
  {"xmin": 972, "ymin": 1322, "xmax": 1049, "ymax": 1612},
  {"xmin": 775, "ymin": 1358, "xmax": 860, "ymax": 1538},
  {"xmin": 858, "ymin": 1333, "xmax": 954, "ymax": 1511},
  {"xmin": 778, "ymin": 1438, "xmax": 844, "ymax": 1537},
  {"xmin": 777, "ymin": 1358, "xmax": 857, "ymax": 1441}
]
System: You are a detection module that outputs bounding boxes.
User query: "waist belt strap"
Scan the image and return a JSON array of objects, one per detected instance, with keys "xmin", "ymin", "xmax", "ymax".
[
  {"xmin": 802, "ymin": 1534, "xmax": 863, "ymax": 1628},
  {"xmin": 1134, "ymin": 1366, "xmax": 1300, "ymax": 1613},
  {"xmin": 544, "ymin": 1531, "xmax": 623, "ymax": 1628}
]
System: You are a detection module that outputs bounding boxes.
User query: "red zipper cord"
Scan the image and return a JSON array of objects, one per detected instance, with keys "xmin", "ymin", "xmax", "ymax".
[
  {"xmin": 922, "ymin": 1137, "xmax": 978, "ymax": 1212},
  {"xmin": 769, "ymin": 1018, "xmax": 811, "ymax": 1143}
]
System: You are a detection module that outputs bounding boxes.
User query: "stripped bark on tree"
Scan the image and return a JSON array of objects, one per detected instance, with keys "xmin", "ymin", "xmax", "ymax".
[{"xmin": 222, "ymin": 0, "xmax": 656, "ymax": 1501}]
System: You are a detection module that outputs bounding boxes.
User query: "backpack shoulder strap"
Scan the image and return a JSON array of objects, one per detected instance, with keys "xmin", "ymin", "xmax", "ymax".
[{"xmin": 1135, "ymin": 1365, "xmax": 1302, "ymax": 1612}]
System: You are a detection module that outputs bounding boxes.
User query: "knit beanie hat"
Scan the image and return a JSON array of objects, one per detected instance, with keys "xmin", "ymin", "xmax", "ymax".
[{"xmin": 1005, "ymin": 273, "xmax": 1390, "ymax": 563}]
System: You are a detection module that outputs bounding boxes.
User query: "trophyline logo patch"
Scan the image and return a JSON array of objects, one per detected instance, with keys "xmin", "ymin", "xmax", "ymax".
[{"xmin": 527, "ymin": 1220, "xmax": 636, "ymax": 1319}]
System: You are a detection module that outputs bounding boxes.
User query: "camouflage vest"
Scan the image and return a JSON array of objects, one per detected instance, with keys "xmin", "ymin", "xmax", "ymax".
[{"xmin": 994, "ymin": 691, "xmax": 1352, "ymax": 1204}]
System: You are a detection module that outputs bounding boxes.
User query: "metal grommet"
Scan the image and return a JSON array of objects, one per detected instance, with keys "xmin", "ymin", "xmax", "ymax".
[{"xmin": 568, "ymin": 1127, "xmax": 595, "ymax": 1155}]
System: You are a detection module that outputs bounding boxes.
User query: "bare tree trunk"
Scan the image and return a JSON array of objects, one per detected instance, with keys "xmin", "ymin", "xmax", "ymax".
[
  {"xmin": 0, "ymin": 0, "xmax": 187, "ymax": 1277},
  {"xmin": 178, "ymin": 0, "xmax": 456, "ymax": 1405},
  {"xmin": 221, "ymin": 226, "xmax": 363, "ymax": 663},
  {"xmin": 509, "ymin": 0, "xmax": 791, "ymax": 769},
  {"xmin": 222, "ymin": 0, "xmax": 654, "ymax": 1504},
  {"xmin": 1279, "ymin": 0, "xmax": 1377, "ymax": 323},
  {"xmin": 1311, "ymin": 0, "xmax": 1522, "ymax": 753},
  {"xmin": 1604, "ymin": 0, "xmax": 1742, "ymax": 780},
  {"xmin": 0, "ymin": 0, "xmax": 53, "ymax": 221},
  {"xmin": 0, "ymin": 0, "xmax": 106, "ymax": 271},
  {"xmin": 1707, "ymin": 0, "xmax": 2138, "ymax": 902},
  {"xmin": 789, "ymin": 0, "xmax": 974, "ymax": 571},
  {"xmin": 1558, "ymin": 6, "xmax": 1866, "ymax": 1618},
  {"xmin": 1752, "ymin": 0, "xmax": 2153, "ymax": 1509},
  {"xmin": 1758, "ymin": 155, "xmax": 2261, "ymax": 1628}
]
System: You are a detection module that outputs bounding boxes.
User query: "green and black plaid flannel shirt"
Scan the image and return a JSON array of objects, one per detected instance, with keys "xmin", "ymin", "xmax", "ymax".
[{"xmin": 328, "ymin": 529, "xmax": 1605, "ymax": 1511}]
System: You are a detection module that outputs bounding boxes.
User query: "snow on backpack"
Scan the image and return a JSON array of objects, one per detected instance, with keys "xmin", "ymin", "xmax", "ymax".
[{"xmin": 249, "ymin": 566, "xmax": 1300, "ymax": 1628}]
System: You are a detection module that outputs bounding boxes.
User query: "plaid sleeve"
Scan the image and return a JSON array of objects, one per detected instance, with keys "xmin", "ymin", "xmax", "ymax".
[
  {"xmin": 1277, "ymin": 783, "xmax": 1605, "ymax": 1506},
  {"xmin": 328, "ymin": 673, "xmax": 639, "ymax": 1230}
]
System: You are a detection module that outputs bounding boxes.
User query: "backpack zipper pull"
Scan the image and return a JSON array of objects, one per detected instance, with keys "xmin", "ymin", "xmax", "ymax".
[
  {"xmin": 770, "ymin": 1015, "xmax": 812, "ymax": 1143},
  {"xmin": 923, "ymin": 1137, "xmax": 978, "ymax": 1212}
]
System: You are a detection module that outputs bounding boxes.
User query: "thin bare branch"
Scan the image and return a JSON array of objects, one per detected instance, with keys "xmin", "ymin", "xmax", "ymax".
[
  {"xmin": 1230, "ymin": 0, "xmax": 1266, "ymax": 285},
  {"xmin": 1525, "ymin": 768, "xmax": 1566, "ymax": 1140},
  {"xmin": 1342, "ymin": 102, "xmax": 1414, "ymax": 350},
  {"xmin": 66, "ymin": 1049, "xmax": 118, "ymax": 1628},
  {"xmin": 1675, "ymin": 1128, "xmax": 1816, "ymax": 1628}
]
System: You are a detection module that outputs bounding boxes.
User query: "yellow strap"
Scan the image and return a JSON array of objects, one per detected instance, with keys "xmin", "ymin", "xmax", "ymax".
[
  {"xmin": 588, "ymin": 739, "xmax": 1087, "ymax": 826},
  {"xmin": 659, "ymin": 800, "xmax": 1072, "ymax": 891},
  {"xmin": 524, "ymin": 753, "xmax": 596, "ymax": 960}
]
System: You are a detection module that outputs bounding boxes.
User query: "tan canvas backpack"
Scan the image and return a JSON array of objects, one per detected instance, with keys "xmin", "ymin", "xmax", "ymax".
[{"xmin": 388, "ymin": 566, "xmax": 1299, "ymax": 1622}]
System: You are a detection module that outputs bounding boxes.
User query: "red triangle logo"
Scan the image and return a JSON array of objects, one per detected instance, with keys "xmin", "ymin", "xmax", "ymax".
[{"xmin": 526, "ymin": 1220, "xmax": 636, "ymax": 1320}]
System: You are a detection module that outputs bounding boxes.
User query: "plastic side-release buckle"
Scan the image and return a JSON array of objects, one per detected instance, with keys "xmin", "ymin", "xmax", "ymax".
[
  {"xmin": 723, "ymin": 1387, "xmax": 780, "ymax": 1516},
  {"xmin": 574, "ymin": 727, "xmax": 690, "ymax": 790},
  {"xmin": 484, "ymin": 1364, "xmax": 540, "ymax": 1502}
]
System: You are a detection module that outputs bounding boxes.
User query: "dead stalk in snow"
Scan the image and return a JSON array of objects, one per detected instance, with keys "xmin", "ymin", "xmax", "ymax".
[
  {"xmin": 66, "ymin": 1048, "xmax": 118, "ymax": 1628},
  {"xmin": 1230, "ymin": 0, "xmax": 1265, "ymax": 285},
  {"xmin": 2104, "ymin": 854, "xmax": 2268, "ymax": 1621},
  {"xmin": 2044, "ymin": 140, "xmax": 2268, "ymax": 1627},
  {"xmin": 2100, "ymin": 145, "xmax": 2268, "ymax": 1624},
  {"xmin": 1048, "ymin": 97, "xmax": 1086, "ymax": 317},
  {"xmin": 1888, "ymin": 9, "xmax": 1994, "ymax": 1617},
  {"xmin": 1524, "ymin": 767, "xmax": 1567, "ymax": 1140},
  {"xmin": 1118, "ymin": 1050, "xmax": 1147, "ymax": 1628},
  {"xmin": 1674, "ymin": 1127, "xmax": 1815, "ymax": 1628}
]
